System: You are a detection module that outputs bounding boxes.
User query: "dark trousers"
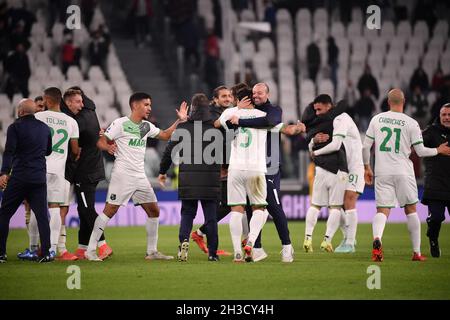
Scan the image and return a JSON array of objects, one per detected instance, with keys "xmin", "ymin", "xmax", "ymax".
[
  {"xmin": 426, "ymin": 200, "xmax": 450, "ymax": 240},
  {"xmin": 199, "ymin": 180, "xmax": 229, "ymax": 234},
  {"xmin": 0, "ymin": 177, "xmax": 50, "ymax": 256},
  {"xmin": 250, "ymin": 172, "xmax": 291, "ymax": 248},
  {"xmin": 74, "ymin": 181, "xmax": 105, "ymax": 246},
  {"xmin": 180, "ymin": 199, "xmax": 218, "ymax": 256}
]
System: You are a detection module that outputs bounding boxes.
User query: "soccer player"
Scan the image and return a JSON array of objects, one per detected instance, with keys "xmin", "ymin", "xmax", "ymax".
[
  {"xmin": 33, "ymin": 87, "xmax": 80, "ymax": 258},
  {"xmin": 302, "ymin": 95, "xmax": 348, "ymax": 253},
  {"xmin": 363, "ymin": 89, "xmax": 450, "ymax": 262},
  {"xmin": 85, "ymin": 92, "xmax": 188, "ymax": 261},
  {"xmin": 306, "ymin": 99, "xmax": 364, "ymax": 253}
]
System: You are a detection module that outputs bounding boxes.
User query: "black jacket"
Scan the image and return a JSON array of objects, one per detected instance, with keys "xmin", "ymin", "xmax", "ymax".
[
  {"xmin": 61, "ymin": 95, "xmax": 105, "ymax": 184},
  {"xmin": 1, "ymin": 115, "xmax": 52, "ymax": 184},
  {"xmin": 159, "ymin": 120, "xmax": 221, "ymax": 200},
  {"xmin": 422, "ymin": 119, "xmax": 450, "ymax": 203},
  {"xmin": 302, "ymin": 100, "xmax": 348, "ymax": 174}
]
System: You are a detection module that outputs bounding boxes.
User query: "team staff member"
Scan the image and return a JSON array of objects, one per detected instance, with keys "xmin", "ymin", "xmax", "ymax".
[
  {"xmin": 422, "ymin": 103, "xmax": 450, "ymax": 258},
  {"xmin": 0, "ymin": 99, "xmax": 53, "ymax": 263},
  {"xmin": 60, "ymin": 87, "xmax": 112, "ymax": 260}
]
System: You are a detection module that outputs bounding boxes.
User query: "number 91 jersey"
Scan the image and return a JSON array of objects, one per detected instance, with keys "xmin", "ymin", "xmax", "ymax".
[
  {"xmin": 365, "ymin": 110, "xmax": 423, "ymax": 177},
  {"xmin": 35, "ymin": 110, "xmax": 79, "ymax": 174}
]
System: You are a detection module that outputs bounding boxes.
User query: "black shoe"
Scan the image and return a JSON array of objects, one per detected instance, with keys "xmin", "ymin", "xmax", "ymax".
[
  {"xmin": 0, "ymin": 254, "xmax": 7, "ymax": 263},
  {"xmin": 37, "ymin": 253, "xmax": 55, "ymax": 263},
  {"xmin": 429, "ymin": 238, "xmax": 441, "ymax": 258},
  {"xmin": 208, "ymin": 255, "xmax": 220, "ymax": 262}
]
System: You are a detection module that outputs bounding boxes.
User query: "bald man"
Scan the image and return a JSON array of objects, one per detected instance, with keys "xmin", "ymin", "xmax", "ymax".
[
  {"xmin": 362, "ymin": 89, "xmax": 450, "ymax": 262},
  {"xmin": 0, "ymin": 99, "xmax": 54, "ymax": 263}
]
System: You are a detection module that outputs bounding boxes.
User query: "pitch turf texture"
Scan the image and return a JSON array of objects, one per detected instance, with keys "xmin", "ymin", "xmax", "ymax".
[{"xmin": 0, "ymin": 222, "xmax": 449, "ymax": 300}]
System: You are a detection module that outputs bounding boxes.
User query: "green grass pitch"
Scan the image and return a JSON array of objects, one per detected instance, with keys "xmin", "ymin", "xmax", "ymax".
[{"xmin": 0, "ymin": 222, "xmax": 449, "ymax": 300}]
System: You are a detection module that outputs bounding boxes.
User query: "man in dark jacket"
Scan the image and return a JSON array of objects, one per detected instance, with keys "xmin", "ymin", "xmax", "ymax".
[
  {"xmin": 0, "ymin": 99, "xmax": 53, "ymax": 263},
  {"xmin": 60, "ymin": 87, "xmax": 112, "ymax": 260},
  {"xmin": 422, "ymin": 103, "xmax": 450, "ymax": 257},
  {"xmin": 159, "ymin": 93, "xmax": 221, "ymax": 261}
]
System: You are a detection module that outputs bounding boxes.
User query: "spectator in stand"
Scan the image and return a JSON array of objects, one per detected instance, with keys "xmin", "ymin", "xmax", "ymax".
[
  {"xmin": 204, "ymin": 28, "xmax": 220, "ymax": 93},
  {"xmin": 4, "ymin": 42, "xmax": 30, "ymax": 100},
  {"xmin": 81, "ymin": 0, "xmax": 97, "ymax": 30},
  {"xmin": 61, "ymin": 35, "xmax": 79, "ymax": 75},
  {"xmin": 0, "ymin": 19, "xmax": 9, "ymax": 65},
  {"xmin": 432, "ymin": 68, "xmax": 444, "ymax": 92},
  {"xmin": 409, "ymin": 85, "xmax": 429, "ymax": 127},
  {"xmin": 89, "ymin": 29, "xmax": 109, "ymax": 76},
  {"xmin": 307, "ymin": 40, "xmax": 321, "ymax": 82},
  {"xmin": 410, "ymin": 64, "xmax": 430, "ymax": 93},
  {"xmin": 327, "ymin": 36, "xmax": 339, "ymax": 90},
  {"xmin": 343, "ymin": 79, "xmax": 358, "ymax": 118},
  {"xmin": 131, "ymin": 0, "xmax": 153, "ymax": 48},
  {"xmin": 353, "ymin": 88, "xmax": 375, "ymax": 132},
  {"xmin": 357, "ymin": 65, "xmax": 379, "ymax": 100},
  {"xmin": 9, "ymin": 20, "xmax": 29, "ymax": 50},
  {"xmin": 263, "ymin": 0, "xmax": 276, "ymax": 30}
]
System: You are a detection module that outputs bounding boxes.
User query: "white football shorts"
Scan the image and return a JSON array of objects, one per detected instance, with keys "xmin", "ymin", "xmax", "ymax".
[
  {"xmin": 375, "ymin": 175, "xmax": 418, "ymax": 208},
  {"xmin": 227, "ymin": 169, "xmax": 267, "ymax": 206},
  {"xmin": 311, "ymin": 167, "xmax": 347, "ymax": 207},
  {"xmin": 107, "ymin": 169, "xmax": 157, "ymax": 206}
]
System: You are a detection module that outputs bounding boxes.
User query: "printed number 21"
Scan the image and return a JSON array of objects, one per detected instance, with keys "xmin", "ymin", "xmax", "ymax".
[{"xmin": 379, "ymin": 127, "xmax": 401, "ymax": 153}]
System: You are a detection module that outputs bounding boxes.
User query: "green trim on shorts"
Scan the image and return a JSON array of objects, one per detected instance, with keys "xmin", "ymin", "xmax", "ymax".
[
  {"xmin": 400, "ymin": 200, "xmax": 419, "ymax": 208},
  {"xmin": 311, "ymin": 203, "xmax": 324, "ymax": 208},
  {"xmin": 366, "ymin": 134, "xmax": 375, "ymax": 139},
  {"xmin": 333, "ymin": 134, "xmax": 346, "ymax": 138},
  {"xmin": 411, "ymin": 141, "xmax": 423, "ymax": 146},
  {"xmin": 228, "ymin": 203, "xmax": 247, "ymax": 206},
  {"xmin": 250, "ymin": 202, "xmax": 268, "ymax": 206},
  {"xmin": 377, "ymin": 205, "xmax": 395, "ymax": 208}
]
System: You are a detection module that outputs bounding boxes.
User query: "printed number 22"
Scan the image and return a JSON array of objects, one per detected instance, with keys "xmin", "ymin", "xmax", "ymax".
[
  {"xmin": 49, "ymin": 127, "xmax": 68, "ymax": 154},
  {"xmin": 379, "ymin": 127, "xmax": 401, "ymax": 153}
]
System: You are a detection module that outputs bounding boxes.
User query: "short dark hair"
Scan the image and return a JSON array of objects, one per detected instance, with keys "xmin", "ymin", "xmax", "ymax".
[
  {"xmin": 34, "ymin": 96, "xmax": 43, "ymax": 102},
  {"xmin": 63, "ymin": 89, "xmax": 82, "ymax": 101},
  {"xmin": 213, "ymin": 85, "xmax": 228, "ymax": 99},
  {"xmin": 129, "ymin": 92, "xmax": 152, "ymax": 108},
  {"xmin": 236, "ymin": 88, "xmax": 253, "ymax": 102},
  {"xmin": 68, "ymin": 86, "xmax": 84, "ymax": 95},
  {"xmin": 441, "ymin": 103, "xmax": 450, "ymax": 110},
  {"xmin": 190, "ymin": 93, "xmax": 211, "ymax": 121},
  {"xmin": 313, "ymin": 94, "xmax": 333, "ymax": 105},
  {"xmin": 231, "ymin": 82, "xmax": 250, "ymax": 98},
  {"xmin": 44, "ymin": 87, "xmax": 62, "ymax": 104}
]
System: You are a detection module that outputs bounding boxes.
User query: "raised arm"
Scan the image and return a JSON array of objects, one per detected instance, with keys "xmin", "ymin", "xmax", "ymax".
[{"xmin": 157, "ymin": 101, "xmax": 188, "ymax": 141}]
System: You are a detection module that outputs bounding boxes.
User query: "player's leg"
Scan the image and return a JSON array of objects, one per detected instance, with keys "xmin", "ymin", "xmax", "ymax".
[
  {"xmin": 227, "ymin": 170, "xmax": 247, "ymax": 261},
  {"xmin": 178, "ymin": 199, "xmax": 198, "ymax": 260},
  {"xmin": 57, "ymin": 181, "xmax": 77, "ymax": 259},
  {"xmin": 426, "ymin": 200, "xmax": 445, "ymax": 258},
  {"xmin": 200, "ymin": 199, "xmax": 219, "ymax": 259},
  {"xmin": 46, "ymin": 173, "xmax": 64, "ymax": 255},
  {"xmin": 398, "ymin": 175, "xmax": 425, "ymax": 261}
]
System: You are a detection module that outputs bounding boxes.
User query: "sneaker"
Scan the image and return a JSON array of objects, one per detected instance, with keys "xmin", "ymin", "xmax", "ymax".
[
  {"xmin": 98, "ymin": 243, "xmax": 113, "ymax": 260},
  {"xmin": 281, "ymin": 244, "xmax": 294, "ymax": 263},
  {"xmin": 145, "ymin": 251, "xmax": 174, "ymax": 261},
  {"xmin": 303, "ymin": 238, "xmax": 313, "ymax": 253},
  {"xmin": 58, "ymin": 251, "xmax": 78, "ymax": 261},
  {"xmin": 216, "ymin": 249, "xmax": 232, "ymax": 256},
  {"xmin": 243, "ymin": 241, "xmax": 253, "ymax": 262},
  {"xmin": 85, "ymin": 250, "xmax": 103, "ymax": 261},
  {"xmin": 241, "ymin": 238, "xmax": 248, "ymax": 248},
  {"xmin": 74, "ymin": 248, "xmax": 86, "ymax": 260},
  {"xmin": 191, "ymin": 231, "xmax": 208, "ymax": 253},
  {"xmin": 429, "ymin": 238, "xmax": 441, "ymax": 258},
  {"xmin": 335, "ymin": 243, "xmax": 356, "ymax": 253},
  {"xmin": 38, "ymin": 251, "xmax": 55, "ymax": 263},
  {"xmin": 252, "ymin": 248, "xmax": 268, "ymax": 262},
  {"xmin": 177, "ymin": 241, "xmax": 189, "ymax": 262},
  {"xmin": 320, "ymin": 240, "xmax": 333, "ymax": 252},
  {"xmin": 0, "ymin": 254, "xmax": 7, "ymax": 263},
  {"xmin": 412, "ymin": 252, "xmax": 426, "ymax": 261},
  {"xmin": 17, "ymin": 248, "xmax": 39, "ymax": 261},
  {"xmin": 233, "ymin": 252, "xmax": 243, "ymax": 263},
  {"xmin": 208, "ymin": 255, "xmax": 220, "ymax": 262},
  {"xmin": 371, "ymin": 238, "xmax": 383, "ymax": 262}
]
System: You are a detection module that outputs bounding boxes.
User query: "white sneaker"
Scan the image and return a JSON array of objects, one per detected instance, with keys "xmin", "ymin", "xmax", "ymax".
[
  {"xmin": 177, "ymin": 241, "xmax": 189, "ymax": 262},
  {"xmin": 145, "ymin": 251, "xmax": 174, "ymax": 260},
  {"xmin": 85, "ymin": 250, "xmax": 102, "ymax": 261},
  {"xmin": 252, "ymin": 248, "xmax": 268, "ymax": 262},
  {"xmin": 281, "ymin": 244, "xmax": 294, "ymax": 263},
  {"xmin": 233, "ymin": 252, "xmax": 244, "ymax": 263}
]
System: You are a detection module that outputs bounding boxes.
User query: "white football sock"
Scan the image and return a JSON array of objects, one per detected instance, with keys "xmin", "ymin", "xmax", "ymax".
[
  {"xmin": 345, "ymin": 209, "xmax": 358, "ymax": 245},
  {"xmin": 248, "ymin": 210, "xmax": 267, "ymax": 245},
  {"xmin": 146, "ymin": 217, "xmax": 159, "ymax": 254},
  {"xmin": 340, "ymin": 208, "xmax": 347, "ymax": 239},
  {"xmin": 324, "ymin": 208, "xmax": 341, "ymax": 242},
  {"xmin": 305, "ymin": 207, "xmax": 320, "ymax": 239},
  {"xmin": 58, "ymin": 224, "xmax": 67, "ymax": 254},
  {"xmin": 229, "ymin": 211, "xmax": 243, "ymax": 253},
  {"xmin": 241, "ymin": 212, "xmax": 249, "ymax": 239},
  {"xmin": 87, "ymin": 213, "xmax": 110, "ymax": 252},
  {"xmin": 372, "ymin": 212, "xmax": 387, "ymax": 240},
  {"xmin": 29, "ymin": 210, "xmax": 40, "ymax": 251},
  {"xmin": 406, "ymin": 212, "xmax": 421, "ymax": 254},
  {"xmin": 49, "ymin": 207, "xmax": 61, "ymax": 252}
]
